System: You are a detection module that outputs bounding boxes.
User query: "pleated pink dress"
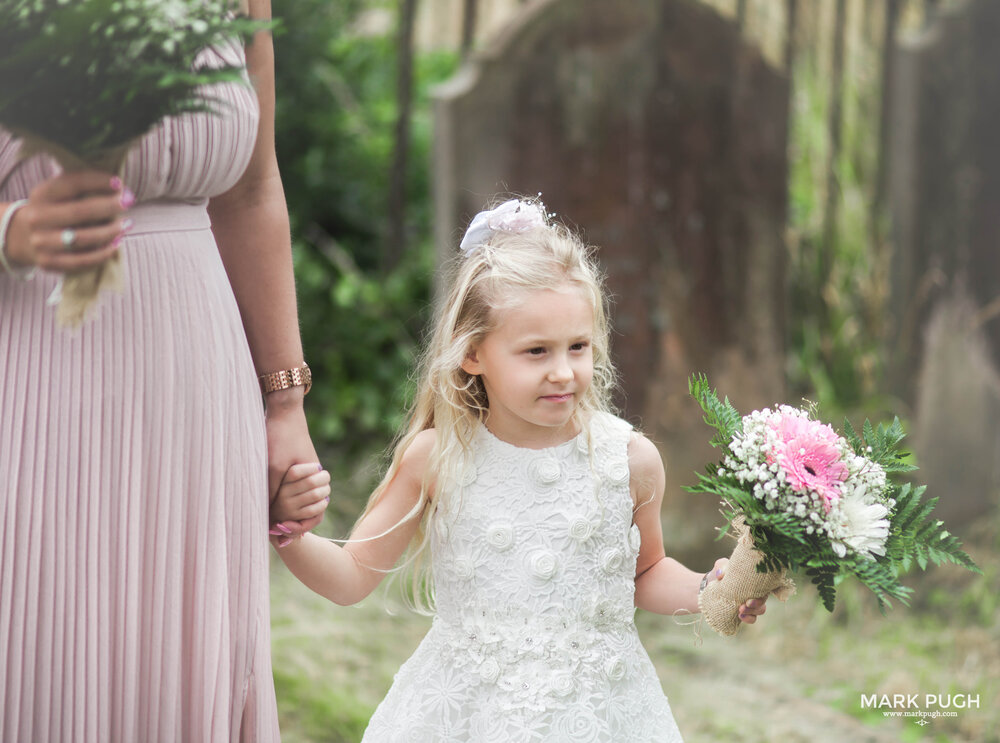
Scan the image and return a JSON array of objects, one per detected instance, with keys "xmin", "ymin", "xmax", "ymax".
[{"xmin": 0, "ymin": 41, "xmax": 280, "ymax": 742}]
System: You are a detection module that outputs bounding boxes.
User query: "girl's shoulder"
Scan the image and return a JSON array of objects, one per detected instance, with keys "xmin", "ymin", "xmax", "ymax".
[
  {"xmin": 626, "ymin": 429, "xmax": 665, "ymax": 509},
  {"xmin": 396, "ymin": 428, "xmax": 437, "ymax": 486}
]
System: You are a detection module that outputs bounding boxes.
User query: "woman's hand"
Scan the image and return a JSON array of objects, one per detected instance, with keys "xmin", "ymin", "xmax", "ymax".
[
  {"xmin": 5, "ymin": 170, "xmax": 133, "ymax": 272},
  {"xmin": 709, "ymin": 557, "xmax": 768, "ymax": 624},
  {"xmin": 265, "ymin": 388, "xmax": 325, "ymax": 537}
]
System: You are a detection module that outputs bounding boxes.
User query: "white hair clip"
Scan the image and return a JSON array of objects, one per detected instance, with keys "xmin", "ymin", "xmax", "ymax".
[{"xmin": 459, "ymin": 196, "xmax": 549, "ymax": 255}]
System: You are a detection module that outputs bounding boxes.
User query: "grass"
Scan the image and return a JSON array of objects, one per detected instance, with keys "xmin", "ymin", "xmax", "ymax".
[{"xmin": 270, "ymin": 517, "xmax": 997, "ymax": 743}]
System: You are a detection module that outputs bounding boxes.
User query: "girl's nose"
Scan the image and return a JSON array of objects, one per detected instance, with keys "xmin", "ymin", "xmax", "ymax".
[{"xmin": 548, "ymin": 356, "xmax": 573, "ymax": 383}]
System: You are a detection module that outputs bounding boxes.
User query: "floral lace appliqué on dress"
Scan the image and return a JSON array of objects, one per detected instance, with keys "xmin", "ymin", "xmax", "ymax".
[{"xmin": 362, "ymin": 413, "xmax": 684, "ymax": 742}]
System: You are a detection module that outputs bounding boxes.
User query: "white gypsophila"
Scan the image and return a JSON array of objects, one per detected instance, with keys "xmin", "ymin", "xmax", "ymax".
[
  {"xmin": 724, "ymin": 407, "xmax": 829, "ymax": 530},
  {"xmin": 721, "ymin": 405, "xmax": 892, "ymax": 555}
]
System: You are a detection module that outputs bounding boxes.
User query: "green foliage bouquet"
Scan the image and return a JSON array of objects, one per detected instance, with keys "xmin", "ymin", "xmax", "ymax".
[
  {"xmin": 0, "ymin": 0, "xmax": 269, "ymax": 326},
  {"xmin": 687, "ymin": 375, "xmax": 979, "ymax": 636}
]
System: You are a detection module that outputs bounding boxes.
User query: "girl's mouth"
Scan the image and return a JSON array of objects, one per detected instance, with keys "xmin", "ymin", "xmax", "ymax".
[{"xmin": 541, "ymin": 393, "xmax": 573, "ymax": 403}]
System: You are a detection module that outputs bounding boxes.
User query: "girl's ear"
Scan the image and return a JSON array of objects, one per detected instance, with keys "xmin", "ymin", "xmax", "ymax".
[{"xmin": 461, "ymin": 349, "xmax": 483, "ymax": 376}]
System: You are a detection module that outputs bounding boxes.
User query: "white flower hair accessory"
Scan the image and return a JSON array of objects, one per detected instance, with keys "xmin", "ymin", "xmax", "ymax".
[{"xmin": 458, "ymin": 195, "xmax": 549, "ymax": 254}]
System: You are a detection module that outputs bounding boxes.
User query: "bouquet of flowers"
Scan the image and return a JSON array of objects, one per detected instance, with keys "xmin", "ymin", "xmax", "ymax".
[
  {"xmin": 0, "ymin": 0, "xmax": 269, "ymax": 326},
  {"xmin": 687, "ymin": 375, "xmax": 979, "ymax": 636}
]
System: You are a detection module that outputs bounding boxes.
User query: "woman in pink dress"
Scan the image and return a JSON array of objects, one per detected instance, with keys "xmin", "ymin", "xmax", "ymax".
[{"xmin": 0, "ymin": 2, "xmax": 319, "ymax": 740}]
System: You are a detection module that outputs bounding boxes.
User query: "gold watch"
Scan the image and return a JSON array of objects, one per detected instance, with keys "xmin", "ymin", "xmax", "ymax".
[{"xmin": 258, "ymin": 363, "xmax": 312, "ymax": 395}]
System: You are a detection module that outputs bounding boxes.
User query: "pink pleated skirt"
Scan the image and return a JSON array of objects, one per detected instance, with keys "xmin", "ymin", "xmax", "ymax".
[{"xmin": 0, "ymin": 200, "xmax": 280, "ymax": 741}]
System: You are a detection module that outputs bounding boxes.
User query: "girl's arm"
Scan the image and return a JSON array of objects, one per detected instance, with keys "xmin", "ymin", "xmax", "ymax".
[
  {"xmin": 631, "ymin": 433, "xmax": 704, "ymax": 615},
  {"xmin": 207, "ymin": 0, "xmax": 320, "ymax": 525},
  {"xmin": 273, "ymin": 429, "xmax": 435, "ymax": 606},
  {"xmin": 630, "ymin": 433, "xmax": 766, "ymax": 622}
]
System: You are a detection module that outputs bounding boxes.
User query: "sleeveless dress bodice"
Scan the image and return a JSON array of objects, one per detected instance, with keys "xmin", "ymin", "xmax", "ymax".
[{"xmin": 362, "ymin": 413, "xmax": 684, "ymax": 742}]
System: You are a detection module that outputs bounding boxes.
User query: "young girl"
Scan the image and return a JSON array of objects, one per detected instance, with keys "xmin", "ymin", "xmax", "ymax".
[{"xmin": 271, "ymin": 197, "xmax": 767, "ymax": 741}]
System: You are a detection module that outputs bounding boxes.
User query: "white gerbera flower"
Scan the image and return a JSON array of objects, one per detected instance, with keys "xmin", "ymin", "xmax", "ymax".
[{"xmin": 831, "ymin": 498, "xmax": 890, "ymax": 559}]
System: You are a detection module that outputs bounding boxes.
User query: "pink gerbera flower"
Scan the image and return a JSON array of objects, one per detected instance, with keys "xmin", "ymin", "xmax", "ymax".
[{"xmin": 769, "ymin": 413, "xmax": 848, "ymax": 510}]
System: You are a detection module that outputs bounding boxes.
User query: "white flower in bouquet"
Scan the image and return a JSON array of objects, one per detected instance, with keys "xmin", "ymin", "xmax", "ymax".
[{"xmin": 829, "ymin": 495, "xmax": 890, "ymax": 559}]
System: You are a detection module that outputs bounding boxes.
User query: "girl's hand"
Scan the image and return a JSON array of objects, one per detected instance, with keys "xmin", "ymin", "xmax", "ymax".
[
  {"xmin": 709, "ymin": 557, "xmax": 768, "ymax": 624},
  {"xmin": 5, "ymin": 171, "xmax": 133, "ymax": 273},
  {"xmin": 269, "ymin": 462, "xmax": 330, "ymax": 547}
]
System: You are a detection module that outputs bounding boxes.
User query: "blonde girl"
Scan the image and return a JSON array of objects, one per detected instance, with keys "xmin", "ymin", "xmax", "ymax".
[{"xmin": 272, "ymin": 197, "xmax": 767, "ymax": 741}]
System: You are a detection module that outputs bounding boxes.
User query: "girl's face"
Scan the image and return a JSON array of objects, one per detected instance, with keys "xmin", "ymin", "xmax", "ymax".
[{"xmin": 461, "ymin": 285, "xmax": 594, "ymax": 449}]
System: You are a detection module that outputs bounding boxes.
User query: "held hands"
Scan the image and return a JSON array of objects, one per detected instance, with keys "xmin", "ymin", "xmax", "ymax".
[
  {"xmin": 5, "ymin": 171, "xmax": 134, "ymax": 272},
  {"xmin": 269, "ymin": 462, "xmax": 331, "ymax": 548},
  {"xmin": 266, "ymin": 392, "xmax": 326, "ymax": 538},
  {"xmin": 706, "ymin": 557, "xmax": 768, "ymax": 624}
]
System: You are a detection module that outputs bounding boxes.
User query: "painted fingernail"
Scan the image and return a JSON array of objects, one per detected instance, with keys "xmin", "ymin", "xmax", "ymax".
[
  {"xmin": 278, "ymin": 523, "xmax": 292, "ymax": 534},
  {"xmin": 121, "ymin": 218, "xmax": 134, "ymax": 233},
  {"xmin": 111, "ymin": 176, "xmax": 123, "ymax": 190},
  {"xmin": 317, "ymin": 463, "xmax": 323, "ymax": 472},
  {"xmin": 269, "ymin": 527, "xmax": 283, "ymax": 536},
  {"xmin": 716, "ymin": 569, "xmax": 722, "ymax": 578},
  {"xmin": 120, "ymin": 188, "xmax": 136, "ymax": 209},
  {"xmin": 747, "ymin": 599, "xmax": 756, "ymax": 608}
]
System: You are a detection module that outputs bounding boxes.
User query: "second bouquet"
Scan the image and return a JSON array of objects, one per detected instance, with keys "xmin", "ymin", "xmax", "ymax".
[{"xmin": 0, "ymin": 0, "xmax": 268, "ymax": 326}]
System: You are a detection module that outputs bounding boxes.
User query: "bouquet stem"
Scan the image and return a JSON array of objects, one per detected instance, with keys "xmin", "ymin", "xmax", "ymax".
[
  {"xmin": 17, "ymin": 133, "xmax": 131, "ymax": 328},
  {"xmin": 699, "ymin": 519, "xmax": 796, "ymax": 636}
]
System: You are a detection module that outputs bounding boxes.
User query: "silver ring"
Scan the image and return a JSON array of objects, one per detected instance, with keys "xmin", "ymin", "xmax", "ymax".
[{"xmin": 60, "ymin": 228, "xmax": 77, "ymax": 249}]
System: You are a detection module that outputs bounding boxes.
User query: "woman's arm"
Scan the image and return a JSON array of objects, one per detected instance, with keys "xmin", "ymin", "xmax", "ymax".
[
  {"xmin": 207, "ymin": 0, "xmax": 320, "ymax": 519},
  {"xmin": 274, "ymin": 429, "xmax": 435, "ymax": 606}
]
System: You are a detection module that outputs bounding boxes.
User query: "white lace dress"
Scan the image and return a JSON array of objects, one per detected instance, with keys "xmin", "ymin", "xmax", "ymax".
[{"xmin": 362, "ymin": 413, "xmax": 684, "ymax": 742}]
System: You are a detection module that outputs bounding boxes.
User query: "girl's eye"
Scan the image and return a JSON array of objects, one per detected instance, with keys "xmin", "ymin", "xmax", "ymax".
[
  {"xmin": 571, "ymin": 341, "xmax": 590, "ymax": 351},
  {"xmin": 527, "ymin": 347, "xmax": 546, "ymax": 356}
]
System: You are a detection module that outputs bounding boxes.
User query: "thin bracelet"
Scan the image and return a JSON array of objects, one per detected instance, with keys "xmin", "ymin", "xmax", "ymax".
[
  {"xmin": 699, "ymin": 570, "xmax": 713, "ymax": 593},
  {"xmin": 0, "ymin": 199, "xmax": 36, "ymax": 280}
]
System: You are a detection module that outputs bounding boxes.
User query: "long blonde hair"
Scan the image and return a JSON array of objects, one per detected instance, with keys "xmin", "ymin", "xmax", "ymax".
[{"xmin": 357, "ymin": 207, "xmax": 618, "ymax": 612}]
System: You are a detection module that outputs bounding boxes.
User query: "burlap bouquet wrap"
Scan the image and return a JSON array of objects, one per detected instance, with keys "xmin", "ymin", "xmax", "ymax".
[{"xmin": 699, "ymin": 519, "xmax": 796, "ymax": 636}]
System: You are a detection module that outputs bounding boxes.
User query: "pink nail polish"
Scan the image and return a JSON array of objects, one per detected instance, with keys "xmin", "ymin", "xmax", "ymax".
[
  {"xmin": 317, "ymin": 463, "xmax": 323, "ymax": 472},
  {"xmin": 120, "ymin": 188, "xmax": 136, "ymax": 209},
  {"xmin": 121, "ymin": 218, "xmax": 134, "ymax": 233},
  {"xmin": 111, "ymin": 235, "xmax": 123, "ymax": 249},
  {"xmin": 110, "ymin": 176, "xmax": 123, "ymax": 191}
]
